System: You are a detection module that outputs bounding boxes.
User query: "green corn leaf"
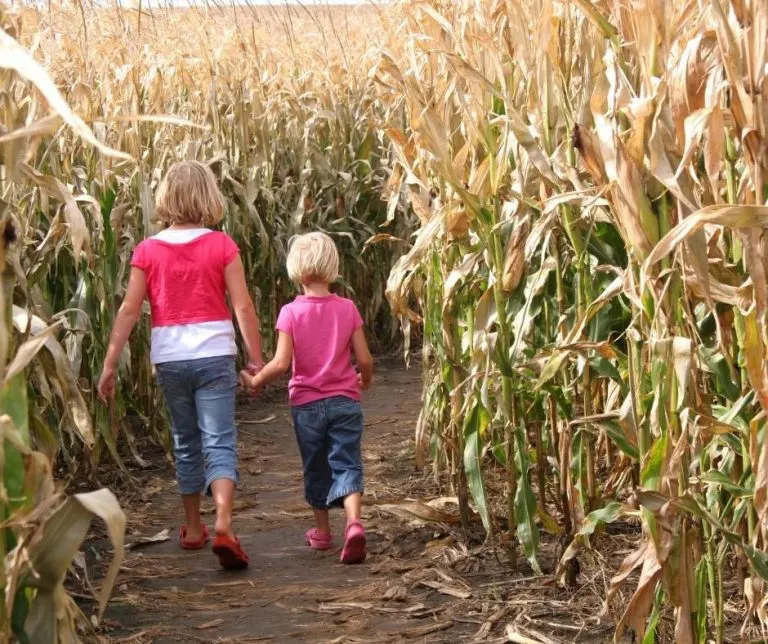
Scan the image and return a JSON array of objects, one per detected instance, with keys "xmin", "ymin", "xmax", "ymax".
[
  {"xmin": 11, "ymin": 588, "xmax": 31, "ymax": 644},
  {"xmin": 743, "ymin": 545, "xmax": 768, "ymax": 583},
  {"xmin": 515, "ymin": 428, "xmax": 541, "ymax": 574},
  {"xmin": 0, "ymin": 374, "xmax": 29, "ymax": 506},
  {"xmin": 589, "ymin": 355, "xmax": 624, "ymax": 387},
  {"xmin": 700, "ymin": 471, "xmax": 751, "ymax": 497},
  {"xmin": 641, "ymin": 431, "xmax": 668, "ymax": 490},
  {"xmin": 574, "ymin": 419, "xmax": 639, "ymax": 460},
  {"xmin": 641, "ymin": 585, "xmax": 664, "ymax": 644},
  {"xmin": 463, "ymin": 401, "xmax": 492, "ymax": 533},
  {"xmin": 695, "ymin": 559, "xmax": 708, "ymax": 642},
  {"xmin": 578, "ymin": 502, "xmax": 633, "ymax": 537}
]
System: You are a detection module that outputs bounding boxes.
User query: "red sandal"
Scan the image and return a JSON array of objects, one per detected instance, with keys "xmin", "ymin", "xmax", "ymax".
[
  {"xmin": 180, "ymin": 525, "xmax": 209, "ymax": 550},
  {"xmin": 212, "ymin": 533, "xmax": 250, "ymax": 569}
]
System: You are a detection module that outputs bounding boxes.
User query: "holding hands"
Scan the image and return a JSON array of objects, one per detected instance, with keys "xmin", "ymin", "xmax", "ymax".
[{"xmin": 240, "ymin": 361, "xmax": 264, "ymax": 396}]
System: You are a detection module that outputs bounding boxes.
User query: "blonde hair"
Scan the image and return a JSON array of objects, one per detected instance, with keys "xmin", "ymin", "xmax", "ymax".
[
  {"xmin": 155, "ymin": 161, "xmax": 225, "ymax": 227},
  {"xmin": 286, "ymin": 232, "xmax": 340, "ymax": 285}
]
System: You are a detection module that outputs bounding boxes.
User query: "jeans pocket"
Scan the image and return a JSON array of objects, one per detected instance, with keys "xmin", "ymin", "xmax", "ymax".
[
  {"xmin": 292, "ymin": 405, "xmax": 318, "ymax": 429},
  {"xmin": 197, "ymin": 357, "xmax": 236, "ymax": 391},
  {"xmin": 155, "ymin": 362, "xmax": 185, "ymax": 396}
]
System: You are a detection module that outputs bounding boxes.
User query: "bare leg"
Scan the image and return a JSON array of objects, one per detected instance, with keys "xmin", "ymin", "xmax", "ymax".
[
  {"xmin": 313, "ymin": 508, "xmax": 331, "ymax": 535},
  {"xmin": 343, "ymin": 493, "xmax": 362, "ymax": 524},
  {"xmin": 182, "ymin": 493, "xmax": 203, "ymax": 540},
  {"xmin": 211, "ymin": 478, "xmax": 236, "ymax": 538}
]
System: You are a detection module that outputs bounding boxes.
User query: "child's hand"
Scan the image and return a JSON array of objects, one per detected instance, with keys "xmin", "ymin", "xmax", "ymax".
[
  {"xmin": 358, "ymin": 371, "xmax": 372, "ymax": 391},
  {"xmin": 238, "ymin": 370, "xmax": 261, "ymax": 396},
  {"xmin": 245, "ymin": 361, "xmax": 263, "ymax": 376},
  {"xmin": 98, "ymin": 365, "xmax": 117, "ymax": 403}
]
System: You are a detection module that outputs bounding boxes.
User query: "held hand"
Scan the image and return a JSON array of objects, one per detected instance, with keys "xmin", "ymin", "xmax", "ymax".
[
  {"xmin": 98, "ymin": 365, "xmax": 117, "ymax": 403},
  {"xmin": 245, "ymin": 361, "xmax": 264, "ymax": 376},
  {"xmin": 238, "ymin": 370, "xmax": 262, "ymax": 397}
]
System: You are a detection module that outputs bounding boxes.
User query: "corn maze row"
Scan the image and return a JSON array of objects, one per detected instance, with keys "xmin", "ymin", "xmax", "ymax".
[{"xmin": 1, "ymin": 1, "xmax": 768, "ymax": 642}]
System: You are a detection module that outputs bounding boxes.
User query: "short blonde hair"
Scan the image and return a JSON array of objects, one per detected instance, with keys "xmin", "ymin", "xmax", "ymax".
[
  {"xmin": 155, "ymin": 161, "xmax": 225, "ymax": 227},
  {"xmin": 286, "ymin": 232, "xmax": 339, "ymax": 285}
]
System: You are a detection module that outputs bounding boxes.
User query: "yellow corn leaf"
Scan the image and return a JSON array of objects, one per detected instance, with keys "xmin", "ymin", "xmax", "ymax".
[
  {"xmin": 614, "ymin": 546, "xmax": 663, "ymax": 641},
  {"xmin": 0, "ymin": 28, "xmax": 131, "ymax": 162},
  {"xmin": 12, "ymin": 307, "xmax": 95, "ymax": 450},
  {"xmin": 644, "ymin": 205, "xmax": 768, "ymax": 271},
  {"xmin": 20, "ymin": 164, "xmax": 90, "ymax": 260},
  {"xmin": 3, "ymin": 321, "xmax": 62, "ymax": 385},
  {"xmin": 501, "ymin": 216, "xmax": 530, "ymax": 294}
]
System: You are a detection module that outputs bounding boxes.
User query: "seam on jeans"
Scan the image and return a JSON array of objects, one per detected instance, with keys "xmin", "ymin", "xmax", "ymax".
[{"xmin": 327, "ymin": 395, "xmax": 359, "ymax": 406}]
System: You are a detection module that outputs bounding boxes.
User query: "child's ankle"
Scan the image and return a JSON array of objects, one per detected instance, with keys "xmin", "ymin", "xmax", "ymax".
[{"xmin": 214, "ymin": 516, "xmax": 233, "ymax": 536}]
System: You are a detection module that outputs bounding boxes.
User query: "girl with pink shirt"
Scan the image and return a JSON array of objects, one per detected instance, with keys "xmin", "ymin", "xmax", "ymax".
[
  {"xmin": 98, "ymin": 161, "xmax": 262, "ymax": 569},
  {"xmin": 240, "ymin": 232, "xmax": 374, "ymax": 564}
]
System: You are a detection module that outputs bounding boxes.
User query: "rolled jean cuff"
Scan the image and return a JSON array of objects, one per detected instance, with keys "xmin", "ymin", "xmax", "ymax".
[
  {"xmin": 178, "ymin": 479, "xmax": 206, "ymax": 496},
  {"xmin": 327, "ymin": 484, "xmax": 364, "ymax": 508},
  {"xmin": 205, "ymin": 469, "xmax": 239, "ymax": 496},
  {"xmin": 307, "ymin": 497, "xmax": 329, "ymax": 510}
]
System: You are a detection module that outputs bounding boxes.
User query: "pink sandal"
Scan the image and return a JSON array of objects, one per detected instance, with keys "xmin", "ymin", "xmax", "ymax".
[
  {"xmin": 340, "ymin": 521, "xmax": 366, "ymax": 564},
  {"xmin": 305, "ymin": 528, "xmax": 333, "ymax": 550}
]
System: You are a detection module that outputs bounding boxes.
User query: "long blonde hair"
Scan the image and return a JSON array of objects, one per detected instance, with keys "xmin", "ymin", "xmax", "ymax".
[{"xmin": 155, "ymin": 161, "xmax": 225, "ymax": 227}]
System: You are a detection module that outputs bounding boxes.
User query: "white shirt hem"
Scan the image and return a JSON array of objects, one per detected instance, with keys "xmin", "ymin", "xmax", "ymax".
[{"xmin": 151, "ymin": 348, "xmax": 237, "ymax": 366}]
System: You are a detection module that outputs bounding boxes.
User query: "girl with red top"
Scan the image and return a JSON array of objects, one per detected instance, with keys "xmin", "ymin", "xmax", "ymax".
[{"xmin": 98, "ymin": 161, "xmax": 262, "ymax": 569}]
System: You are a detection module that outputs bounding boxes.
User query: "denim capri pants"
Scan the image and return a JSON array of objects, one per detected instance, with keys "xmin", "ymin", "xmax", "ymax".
[
  {"xmin": 291, "ymin": 395, "xmax": 364, "ymax": 509},
  {"xmin": 155, "ymin": 355, "xmax": 239, "ymax": 495}
]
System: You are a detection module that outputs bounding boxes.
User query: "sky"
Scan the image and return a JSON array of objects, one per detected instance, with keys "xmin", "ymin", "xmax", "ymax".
[
  {"xmin": 150, "ymin": 0, "xmax": 389, "ymax": 5},
  {"xmin": 164, "ymin": 0, "xmax": 387, "ymax": 4}
]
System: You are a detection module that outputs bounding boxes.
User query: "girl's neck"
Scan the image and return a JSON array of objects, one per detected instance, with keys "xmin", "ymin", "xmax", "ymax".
[
  {"xmin": 302, "ymin": 282, "xmax": 331, "ymax": 297},
  {"xmin": 168, "ymin": 223, "xmax": 202, "ymax": 231}
]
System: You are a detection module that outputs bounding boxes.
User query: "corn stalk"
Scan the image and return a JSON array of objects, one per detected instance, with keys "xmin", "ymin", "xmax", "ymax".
[{"xmin": 383, "ymin": 0, "xmax": 768, "ymax": 639}]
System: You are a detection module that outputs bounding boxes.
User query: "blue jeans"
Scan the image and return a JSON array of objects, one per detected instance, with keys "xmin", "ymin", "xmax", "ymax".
[
  {"xmin": 291, "ymin": 396, "xmax": 364, "ymax": 509},
  {"xmin": 155, "ymin": 356, "xmax": 239, "ymax": 496}
]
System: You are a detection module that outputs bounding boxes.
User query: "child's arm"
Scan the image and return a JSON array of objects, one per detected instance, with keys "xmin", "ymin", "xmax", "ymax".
[
  {"xmin": 351, "ymin": 328, "xmax": 373, "ymax": 390},
  {"xmin": 243, "ymin": 331, "xmax": 293, "ymax": 391},
  {"xmin": 225, "ymin": 256, "xmax": 264, "ymax": 370},
  {"xmin": 98, "ymin": 268, "xmax": 147, "ymax": 402}
]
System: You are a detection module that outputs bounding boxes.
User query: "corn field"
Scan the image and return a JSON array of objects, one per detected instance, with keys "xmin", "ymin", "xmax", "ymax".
[{"xmin": 1, "ymin": 0, "xmax": 768, "ymax": 641}]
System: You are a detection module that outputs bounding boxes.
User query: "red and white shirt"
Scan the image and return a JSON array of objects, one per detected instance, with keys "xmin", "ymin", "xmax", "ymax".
[{"xmin": 131, "ymin": 228, "xmax": 239, "ymax": 364}]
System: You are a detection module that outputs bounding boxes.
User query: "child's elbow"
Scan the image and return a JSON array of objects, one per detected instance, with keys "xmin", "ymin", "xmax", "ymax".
[
  {"xmin": 234, "ymin": 300, "xmax": 256, "ymax": 318},
  {"xmin": 120, "ymin": 300, "xmax": 143, "ymax": 322},
  {"xmin": 358, "ymin": 355, "xmax": 374, "ymax": 372}
]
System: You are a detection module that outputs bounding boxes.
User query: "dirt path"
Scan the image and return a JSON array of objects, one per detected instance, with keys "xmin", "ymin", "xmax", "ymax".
[
  {"xmin": 91, "ymin": 360, "xmax": 617, "ymax": 644},
  {"xmin": 95, "ymin": 361, "xmax": 475, "ymax": 643}
]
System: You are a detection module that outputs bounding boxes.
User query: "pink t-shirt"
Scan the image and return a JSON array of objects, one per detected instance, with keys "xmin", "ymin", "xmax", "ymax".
[
  {"xmin": 276, "ymin": 294, "xmax": 364, "ymax": 406},
  {"xmin": 131, "ymin": 231, "xmax": 239, "ymax": 328}
]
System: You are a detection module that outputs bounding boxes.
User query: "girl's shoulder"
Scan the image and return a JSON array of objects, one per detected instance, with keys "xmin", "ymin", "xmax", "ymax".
[
  {"xmin": 334, "ymin": 296, "xmax": 363, "ymax": 328},
  {"xmin": 207, "ymin": 230, "xmax": 236, "ymax": 243},
  {"xmin": 209, "ymin": 231, "xmax": 240, "ymax": 258},
  {"xmin": 334, "ymin": 294, "xmax": 359, "ymax": 309}
]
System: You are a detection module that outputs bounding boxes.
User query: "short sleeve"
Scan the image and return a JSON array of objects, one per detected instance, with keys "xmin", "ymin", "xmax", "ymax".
[
  {"xmin": 221, "ymin": 234, "xmax": 240, "ymax": 266},
  {"xmin": 130, "ymin": 241, "xmax": 149, "ymax": 271},
  {"xmin": 275, "ymin": 305, "xmax": 294, "ymax": 336},
  {"xmin": 350, "ymin": 300, "xmax": 364, "ymax": 330}
]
